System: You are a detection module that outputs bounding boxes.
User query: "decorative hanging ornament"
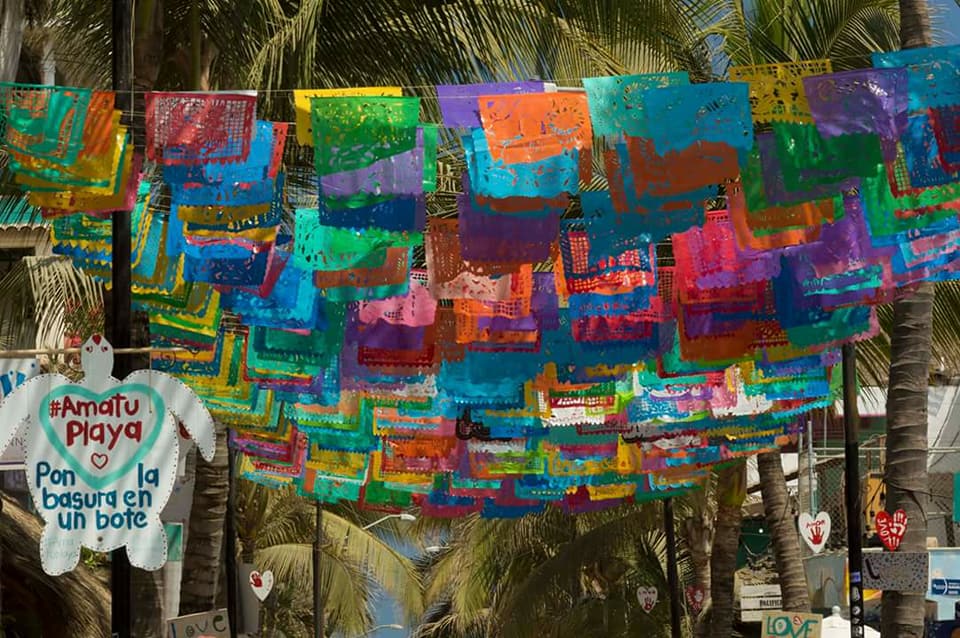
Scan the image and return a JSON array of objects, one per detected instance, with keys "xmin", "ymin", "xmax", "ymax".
[
  {"xmin": 0, "ymin": 335, "xmax": 215, "ymax": 576},
  {"xmin": 685, "ymin": 585, "xmax": 705, "ymax": 614},
  {"xmin": 875, "ymin": 509, "xmax": 908, "ymax": 551},
  {"xmin": 636, "ymin": 586, "xmax": 658, "ymax": 613},
  {"xmin": 249, "ymin": 569, "xmax": 275, "ymax": 601},
  {"xmin": 798, "ymin": 511, "xmax": 831, "ymax": 554}
]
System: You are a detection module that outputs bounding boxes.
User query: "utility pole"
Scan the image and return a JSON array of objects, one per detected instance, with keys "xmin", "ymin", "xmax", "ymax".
[
  {"xmin": 226, "ymin": 450, "xmax": 239, "ymax": 637},
  {"xmin": 109, "ymin": 0, "xmax": 133, "ymax": 636},
  {"xmin": 842, "ymin": 344, "xmax": 865, "ymax": 638},
  {"xmin": 314, "ymin": 501, "xmax": 325, "ymax": 638},
  {"xmin": 663, "ymin": 498, "xmax": 683, "ymax": 637}
]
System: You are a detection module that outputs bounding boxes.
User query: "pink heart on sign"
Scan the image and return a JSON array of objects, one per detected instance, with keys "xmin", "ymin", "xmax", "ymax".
[
  {"xmin": 875, "ymin": 509, "xmax": 908, "ymax": 551},
  {"xmin": 90, "ymin": 453, "xmax": 109, "ymax": 469}
]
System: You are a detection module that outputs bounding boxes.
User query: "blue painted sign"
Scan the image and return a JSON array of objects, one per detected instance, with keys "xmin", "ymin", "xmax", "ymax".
[{"xmin": 931, "ymin": 578, "xmax": 960, "ymax": 596}]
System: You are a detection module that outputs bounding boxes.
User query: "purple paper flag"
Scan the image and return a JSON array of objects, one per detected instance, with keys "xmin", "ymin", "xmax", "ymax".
[{"xmin": 436, "ymin": 82, "xmax": 545, "ymax": 128}]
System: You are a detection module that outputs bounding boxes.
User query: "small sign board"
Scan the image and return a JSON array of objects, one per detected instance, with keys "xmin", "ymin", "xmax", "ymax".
[
  {"xmin": 863, "ymin": 551, "xmax": 929, "ymax": 593},
  {"xmin": 168, "ymin": 609, "xmax": 230, "ymax": 638},
  {"xmin": 931, "ymin": 578, "xmax": 960, "ymax": 597},
  {"xmin": 742, "ymin": 584, "xmax": 782, "ymax": 623},
  {"xmin": 760, "ymin": 611, "xmax": 822, "ymax": 638}
]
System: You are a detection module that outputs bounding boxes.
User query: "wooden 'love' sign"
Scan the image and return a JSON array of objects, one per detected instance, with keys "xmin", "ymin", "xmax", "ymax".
[{"xmin": 167, "ymin": 608, "xmax": 230, "ymax": 638}]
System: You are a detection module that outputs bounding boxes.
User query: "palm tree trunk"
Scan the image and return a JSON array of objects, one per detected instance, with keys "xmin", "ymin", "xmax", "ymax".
[
  {"xmin": 708, "ymin": 462, "xmax": 746, "ymax": 638},
  {"xmin": 684, "ymin": 498, "xmax": 713, "ymax": 637},
  {"xmin": 757, "ymin": 451, "xmax": 809, "ymax": 611},
  {"xmin": 179, "ymin": 423, "xmax": 230, "ymax": 613},
  {"xmin": 881, "ymin": 285, "xmax": 933, "ymax": 637},
  {"xmin": 881, "ymin": 4, "xmax": 934, "ymax": 636},
  {"xmin": 0, "ymin": 0, "xmax": 23, "ymax": 82},
  {"xmin": 899, "ymin": 0, "xmax": 932, "ymax": 49}
]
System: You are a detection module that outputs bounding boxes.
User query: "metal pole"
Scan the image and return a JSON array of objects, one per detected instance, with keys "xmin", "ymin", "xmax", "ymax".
[
  {"xmin": 225, "ymin": 449, "xmax": 238, "ymax": 638},
  {"xmin": 314, "ymin": 501, "xmax": 324, "ymax": 638},
  {"xmin": 808, "ymin": 418, "xmax": 816, "ymax": 513},
  {"xmin": 663, "ymin": 498, "xmax": 682, "ymax": 638},
  {"xmin": 842, "ymin": 344, "xmax": 865, "ymax": 638},
  {"xmin": 110, "ymin": 0, "xmax": 133, "ymax": 636}
]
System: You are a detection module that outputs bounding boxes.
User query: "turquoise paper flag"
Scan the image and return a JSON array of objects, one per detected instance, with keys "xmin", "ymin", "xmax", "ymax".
[{"xmin": 954, "ymin": 474, "xmax": 960, "ymax": 523}]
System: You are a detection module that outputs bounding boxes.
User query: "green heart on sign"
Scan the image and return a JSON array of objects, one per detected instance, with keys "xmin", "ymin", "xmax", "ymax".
[{"xmin": 38, "ymin": 383, "xmax": 165, "ymax": 490}]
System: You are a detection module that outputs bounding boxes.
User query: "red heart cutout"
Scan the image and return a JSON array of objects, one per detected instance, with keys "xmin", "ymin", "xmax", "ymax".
[
  {"xmin": 91, "ymin": 453, "xmax": 109, "ymax": 469},
  {"xmin": 686, "ymin": 585, "xmax": 705, "ymax": 614},
  {"xmin": 875, "ymin": 509, "xmax": 908, "ymax": 551}
]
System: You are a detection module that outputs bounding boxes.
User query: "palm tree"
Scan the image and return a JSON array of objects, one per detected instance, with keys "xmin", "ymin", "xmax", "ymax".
[
  {"xmin": 881, "ymin": 3, "xmax": 934, "ymax": 636},
  {"xmin": 702, "ymin": 0, "xmax": 903, "ymax": 630},
  {"xmin": 0, "ymin": 494, "xmax": 113, "ymax": 636},
  {"xmin": 682, "ymin": 489, "xmax": 713, "ymax": 633},
  {"xmin": 757, "ymin": 452, "xmax": 809, "ymax": 611},
  {"xmin": 236, "ymin": 480, "xmax": 423, "ymax": 637},
  {"xmin": 705, "ymin": 462, "xmax": 745, "ymax": 638},
  {"xmin": 414, "ymin": 501, "xmax": 696, "ymax": 638},
  {"xmin": 179, "ymin": 426, "xmax": 232, "ymax": 614}
]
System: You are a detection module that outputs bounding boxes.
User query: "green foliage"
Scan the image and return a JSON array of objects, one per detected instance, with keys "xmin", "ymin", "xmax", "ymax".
[
  {"xmin": 0, "ymin": 255, "xmax": 103, "ymax": 353},
  {"xmin": 703, "ymin": 0, "xmax": 901, "ymax": 72},
  {"xmin": 414, "ymin": 501, "xmax": 697, "ymax": 638},
  {"xmin": 235, "ymin": 480, "xmax": 423, "ymax": 637},
  {"xmin": 80, "ymin": 547, "xmax": 107, "ymax": 570}
]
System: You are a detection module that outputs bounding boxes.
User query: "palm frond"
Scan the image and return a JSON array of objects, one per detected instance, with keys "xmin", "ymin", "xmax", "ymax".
[
  {"xmin": 256, "ymin": 541, "xmax": 373, "ymax": 636},
  {"xmin": 0, "ymin": 254, "xmax": 103, "ymax": 351},
  {"xmin": 705, "ymin": 0, "xmax": 902, "ymax": 71},
  {"xmin": 322, "ymin": 509, "xmax": 425, "ymax": 620}
]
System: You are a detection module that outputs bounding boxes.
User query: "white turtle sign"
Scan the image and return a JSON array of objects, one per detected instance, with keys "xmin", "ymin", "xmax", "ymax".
[{"xmin": 0, "ymin": 335, "xmax": 215, "ymax": 575}]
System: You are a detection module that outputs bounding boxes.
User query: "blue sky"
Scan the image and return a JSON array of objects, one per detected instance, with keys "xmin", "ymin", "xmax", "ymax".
[{"xmin": 936, "ymin": 0, "xmax": 960, "ymax": 42}]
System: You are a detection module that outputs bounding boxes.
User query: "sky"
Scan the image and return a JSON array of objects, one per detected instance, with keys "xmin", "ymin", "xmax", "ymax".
[{"xmin": 935, "ymin": 0, "xmax": 960, "ymax": 43}]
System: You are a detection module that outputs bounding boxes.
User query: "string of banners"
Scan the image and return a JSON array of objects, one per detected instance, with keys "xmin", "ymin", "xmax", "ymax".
[{"xmin": 2, "ymin": 45, "xmax": 957, "ymax": 518}]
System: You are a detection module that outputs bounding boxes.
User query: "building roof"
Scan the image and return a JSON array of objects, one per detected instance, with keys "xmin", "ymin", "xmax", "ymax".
[{"xmin": 835, "ymin": 385, "xmax": 960, "ymax": 473}]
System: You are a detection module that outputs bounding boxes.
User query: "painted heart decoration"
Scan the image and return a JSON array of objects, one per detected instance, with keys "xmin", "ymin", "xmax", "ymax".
[
  {"xmin": 250, "ymin": 569, "xmax": 274, "ymax": 602},
  {"xmin": 636, "ymin": 586, "xmax": 658, "ymax": 613},
  {"xmin": 798, "ymin": 511, "xmax": 831, "ymax": 554},
  {"xmin": 875, "ymin": 509, "xmax": 908, "ymax": 551},
  {"xmin": 38, "ymin": 384, "xmax": 165, "ymax": 490},
  {"xmin": 685, "ymin": 585, "xmax": 705, "ymax": 614}
]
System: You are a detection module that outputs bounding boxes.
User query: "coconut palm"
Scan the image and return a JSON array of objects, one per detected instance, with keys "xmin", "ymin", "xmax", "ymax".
[
  {"xmin": 701, "ymin": 0, "xmax": 907, "ymax": 631},
  {"xmin": 235, "ymin": 480, "xmax": 423, "ymax": 637},
  {"xmin": 0, "ymin": 494, "xmax": 112, "ymax": 636},
  {"xmin": 880, "ymin": 4, "xmax": 935, "ymax": 637},
  {"xmin": 414, "ymin": 501, "xmax": 696, "ymax": 638},
  {"xmin": 703, "ymin": 0, "xmax": 900, "ymax": 72},
  {"xmin": 757, "ymin": 452, "xmax": 809, "ymax": 611},
  {"xmin": 705, "ymin": 462, "xmax": 745, "ymax": 638}
]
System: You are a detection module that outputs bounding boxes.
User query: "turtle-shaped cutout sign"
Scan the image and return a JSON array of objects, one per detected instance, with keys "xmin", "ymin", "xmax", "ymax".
[{"xmin": 0, "ymin": 335, "xmax": 215, "ymax": 575}]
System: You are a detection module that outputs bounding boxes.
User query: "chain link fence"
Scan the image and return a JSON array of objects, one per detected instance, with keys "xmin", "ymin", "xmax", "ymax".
[{"xmin": 795, "ymin": 440, "xmax": 958, "ymax": 549}]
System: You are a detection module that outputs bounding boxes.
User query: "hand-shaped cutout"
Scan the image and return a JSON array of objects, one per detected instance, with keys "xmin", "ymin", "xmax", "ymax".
[
  {"xmin": 798, "ymin": 512, "xmax": 831, "ymax": 554},
  {"xmin": 875, "ymin": 510, "xmax": 908, "ymax": 551}
]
